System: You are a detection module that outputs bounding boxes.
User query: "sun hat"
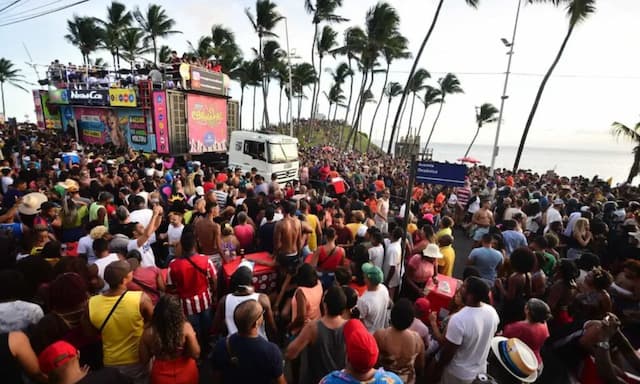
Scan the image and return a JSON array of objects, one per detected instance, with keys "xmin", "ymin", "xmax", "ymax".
[
  {"xmin": 362, "ymin": 263, "xmax": 383, "ymax": 285},
  {"xmin": 490, "ymin": 337, "xmax": 539, "ymax": 383},
  {"xmin": 38, "ymin": 341, "xmax": 78, "ymax": 374},
  {"xmin": 423, "ymin": 243, "xmax": 443, "ymax": 259},
  {"xmin": 344, "ymin": 319, "xmax": 379, "ymax": 373},
  {"xmin": 18, "ymin": 192, "xmax": 48, "ymax": 215}
]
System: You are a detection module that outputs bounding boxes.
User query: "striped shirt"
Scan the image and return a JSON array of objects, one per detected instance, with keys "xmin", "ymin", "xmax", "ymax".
[
  {"xmin": 456, "ymin": 187, "xmax": 471, "ymax": 206},
  {"xmin": 167, "ymin": 255, "xmax": 216, "ymax": 316},
  {"xmin": 214, "ymin": 190, "xmax": 228, "ymax": 209}
]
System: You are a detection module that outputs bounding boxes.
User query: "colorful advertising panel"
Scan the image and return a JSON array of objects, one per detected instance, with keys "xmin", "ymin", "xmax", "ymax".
[
  {"xmin": 68, "ymin": 89, "xmax": 109, "ymax": 106},
  {"xmin": 117, "ymin": 109, "xmax": 155, "ymax": 153},
  {"xmin": 190, "ymin": 66, "xmax": 225, "ymax": 96},
  {"xmin": 33, "ymin": 90, "xmax": 45, "ymax": 129},
  {"xmin": 48, "ymin": 89, "xmax": 69, "ymax": 104},
  {"xmin": 109, "ymin": 88, "xmax": 137, "ymax": 107},
  {"xmin": 153, "ymin": 91, "xmax": 170, "ymax": 154},
  {"xmin": 40, "ymin": 92, "xmax": 62, "ymax": 130},
  {"xmin": 186, "ymin": 94, "xmax": 227, "ymax": 153},
  {"xmin": 60, "ymin": 106, "xmax": 76, "ymax": 136},
  {"xmin": 75, "ymin": 108, "xmax": 127, "ymax": 147}
]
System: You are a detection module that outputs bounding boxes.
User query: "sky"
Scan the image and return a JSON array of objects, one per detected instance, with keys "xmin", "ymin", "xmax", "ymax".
[{"xmin": 0, "ymin": 0, "xmax": 639, "ymax": 156}]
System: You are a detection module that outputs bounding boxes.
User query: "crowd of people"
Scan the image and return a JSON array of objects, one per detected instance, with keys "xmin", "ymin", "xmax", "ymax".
[{"xmin": 0, "ymin": 128, "xmax": 639, "ymax": 384}]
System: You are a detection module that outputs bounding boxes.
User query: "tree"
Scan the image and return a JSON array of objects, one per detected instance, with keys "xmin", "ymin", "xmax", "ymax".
[
  {"xmin": 327, "ymin": 62, "xmax": 353, "ymax": 145},
  {"xmin": 513, "ymin": 0, "xmax": 595, "ymax": 171},
  {"xmin": 305, "ymin": 0, "xmax": 348, "ymax": 120},
  {"xmin": 387, "ymin": 0, "xmax": 480, "ymax": 154},
  {"xmin": 65, "ymin": 15, "xmax": 103, "ymax": 65},
  {"xmin": 464, "ymin": 103, "xmax": 499, "ymax": 158},
  {"xmin": 380, "ymin": 82, "xmax": 403, "ymax": 152},
  {"xmin": 331, "ymin": 27, "xmax": 366, "ymax": 124},
  {"xmin": 324, "ymin": 83, "xmax": 346, "ymax": 122},
  {"xmin": 291, "ymin": 62, "xmax": 316, "ymax": 123},
  {"xmin": 0, "ymin": 58, "xmax": 29, "ymax": 117},
  {"xmin": 258, "ymin": 40, "xmax": 284, "ymax": 128},
  {"xmin": 134, "ymin": 4, "xmax": 181, "ymax": 67},
  {"xmin": 423, "ymin": 73, "xmax": 464, "ymax": 151},
  {"xmin": 274, "ymin": 60, "xmax": 289, "ymax": 126},
  {"xmin": 312, "ymin": 25, "xmax": 338, "ymax": 119},
  {"xmin": 97, "ymin": 1, "xmax": 132, "ymax": 73},
  {"xmin": 245, "ymin": 59, "xmax": 263, "ymax": 131},
  {"xmin": 187, "ymin": 36, "xmax": 213, "ymax": 61},
  {"xmin": 413, "ymin": 85, "xmax": 443, "ymax": 146},
  {"xmin": 230, "ymin": 59, "xmax": 257, "ymax": 130},
  {"xmin": 119, "ymin": 28, "xmax": 148, "ymax": 70},
  {"xmin": 157, "ymin": 45, "xmax": 172, "ymax": 64},
  {"xmin": 245, "ymin": 0, "xmax": 283, "ymax": 129},
  {"xmin": 611, "ymin": 122, "xmax": 640, "ymax": 183},
  {"xmin": 405, "ymin": 68, "xmax": 430, "ymax": 139},
  {"xmin": 211, "ymin": 25, "xmax": 242, "ymax": 73}
]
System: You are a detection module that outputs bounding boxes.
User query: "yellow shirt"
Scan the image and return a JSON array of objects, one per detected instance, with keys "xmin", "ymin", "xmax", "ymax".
[
  {"xmin": 307, "ymin": 214, "xmax": 320, "ymax": 251},
  {"xmin": 436, "ymin": 227, "xmax": 452, "ymax": 240},
  {"xmin": 89, "ymin": 291, "xmax": 144, "ymax": 366},
  {"xmin": 346, "ymin": 223, "xmax": 361, "ymax": 240},
  {"xmin": 438, "ymin": 245, "xmax": 455, "ymax": 277}
]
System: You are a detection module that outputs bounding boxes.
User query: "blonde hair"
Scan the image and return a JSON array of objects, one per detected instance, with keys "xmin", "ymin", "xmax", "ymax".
[{"xmin": 573, "ymin": 218, "xmax": 590, "ymax": 235}]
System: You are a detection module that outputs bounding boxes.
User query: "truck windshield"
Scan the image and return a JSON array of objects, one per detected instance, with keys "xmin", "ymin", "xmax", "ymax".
[{"xmin": 268, "ymin": 143, "xmax": 298, "ymax": 164}]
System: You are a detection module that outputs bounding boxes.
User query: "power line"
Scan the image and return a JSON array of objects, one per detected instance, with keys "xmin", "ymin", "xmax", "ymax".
[
  {"xmin": 0, "ymin": 0, "xmax": 23, "ymax": 14},
  {"xmin": 0, "ymin": 0, "xmax": 88, "ymax": 27},
  {"xmin": 388, "ymin": 69, "xmax": 640, "ymax": 80},
  {"xmin": 0, "ymin": 0, "xmax": 60, "ymax": 21}
]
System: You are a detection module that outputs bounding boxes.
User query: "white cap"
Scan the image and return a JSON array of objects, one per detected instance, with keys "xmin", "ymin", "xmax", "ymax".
[
  {"xmin": 195, "ymin": 186, "xmax": 205, "ymax": 195},
  {"xmin": 193, "ymin": 161, "xmax": 201, "ymax": 167}
]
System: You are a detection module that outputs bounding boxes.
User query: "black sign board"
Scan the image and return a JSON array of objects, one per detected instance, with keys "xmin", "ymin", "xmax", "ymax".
[
  {"xmin": 415, "ymin": 161, "xmax": 467, "ymax": 187},
  {"xmin": 190, "ymin": 67, "xmax": 225, "ymax": 96},
  {"xmin": 68, "ymin": 89, "xmax": 110, "ymax": 106}
]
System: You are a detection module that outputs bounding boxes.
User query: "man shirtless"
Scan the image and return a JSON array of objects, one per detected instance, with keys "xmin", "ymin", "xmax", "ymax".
[
  {"xmin": 274, "ymin": 201, "xmax": 303, "ymax": 306},
  {"xmin": 472, "ymin": 198, "xmax": 494, "ymax": 245}
]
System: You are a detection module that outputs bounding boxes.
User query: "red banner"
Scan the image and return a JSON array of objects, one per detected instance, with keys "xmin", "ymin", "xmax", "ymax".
[{"xmin": 186, "ymin": 94, "xmax": 227, "ymax": 153}]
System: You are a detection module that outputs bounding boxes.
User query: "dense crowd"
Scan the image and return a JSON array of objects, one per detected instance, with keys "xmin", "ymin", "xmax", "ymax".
[{"xmin": 0, "ymin": 129, "xmax": 639, "ymax": 384}]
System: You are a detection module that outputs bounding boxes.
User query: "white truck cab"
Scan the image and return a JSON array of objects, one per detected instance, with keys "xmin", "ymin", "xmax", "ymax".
[{"xmin": 228, "ymin": 131, "xmax": 299, "ymax": 184}]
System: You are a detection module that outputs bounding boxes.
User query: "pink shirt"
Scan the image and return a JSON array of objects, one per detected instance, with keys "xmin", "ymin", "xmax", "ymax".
[
  {"xmin": 408, "ymin": 255, "xmax": 435, "ymax": 284},
  {"xmin": 503, "ymin": 321, "xmax": 550, "ymax": 364},
  {"xmin": 127, "ymin": 266, "xmax": 161, "ymax": 305},
  {"xmin": 234, "ymin": 224, "xmax": 255, "ymax": 251}
]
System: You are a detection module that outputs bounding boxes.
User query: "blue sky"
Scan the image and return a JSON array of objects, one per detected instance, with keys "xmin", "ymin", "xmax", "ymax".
[{"xmin": 0, "ymin": 0, "xmax": 638, "ymax": 154}]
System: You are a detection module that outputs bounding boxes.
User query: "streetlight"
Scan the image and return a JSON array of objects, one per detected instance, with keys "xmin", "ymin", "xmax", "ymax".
[
  {"xmin": 490, "ymin": 0, "xmax": 522, "ymax": 173},
  {"xmin": 283, "ymin": 17, "xmax": 294, "ymax": 137}
]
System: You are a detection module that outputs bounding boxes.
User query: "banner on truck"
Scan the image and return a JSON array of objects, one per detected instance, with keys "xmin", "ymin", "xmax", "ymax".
[
  {"xmin": 109, "ymin": 88, "xmax": 137, "ymax": 107},
  {"xmin": 48, "ymin": 89, "xmax": 69, "ymax": 104},
  {"xmin": 190, "ymin": 66, "xmax": 225, "ymax": 96},
  {"xmin": 186, "ymin": 94, "xmax": 227, "ymax": 153},
  {"xmin": 118, "ymin": 109, "xmax": 155, "ymax": 152},
  {"xmin": 40, "ymin": 92, "xmax": 62, "ymax": 130},
  {"xmin": 75, "ymin": 108, "xmax": 127, "ymax": 147},
  {"xmin": 69, "ymin": 89, "xmax": 109, "ymax": 106},
  {"xmin": 153, "ymin": 91, "xmax": 170, "ymax": 154}
]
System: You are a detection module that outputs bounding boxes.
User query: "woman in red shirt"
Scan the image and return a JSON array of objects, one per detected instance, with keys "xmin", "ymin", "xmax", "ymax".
[
  {"xmin": 308, "ymin": 227, "xmax": 348, "ymax": 289},
  {"xmin": 233, "ymin": 212, "xmax": 255, "ymax": 253}
]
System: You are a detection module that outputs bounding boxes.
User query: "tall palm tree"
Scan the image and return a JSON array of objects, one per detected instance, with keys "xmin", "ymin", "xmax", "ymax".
[
  {"xmin": 187, "ymin": 36, "xmax": 213, "ymax": 61},
  {"xmin": 245, "ymin": 0, "xmax": 283, "ymax": 129},
  {"xmin": 387, "ymin": 0, "xmax": 480, "ymax": 154},
  {"xmin": 331, "ymin": 27, "xmax": 366, "ymax": 124},
  {"xmin": 464, "ymin": 103, "xmax": 499, "ymax": 157},
  {"xmin": 65, "ymin": 16, "xmax": 103, "ymax": 65},
  {"xmin": 312, "ymin": 25, "xmax": 338, "ymax": 118},
  {"xmin": 258, "ymin": 40, "xmax": 284, "ymax": 128},
  {"xmin": 231, "ymin": 59, "xmax": 257, "ymax": 130},
  {"xmin": 119, "ymin": 28, "xmax": 148, "ymax": 70},
  {"xmin": 274, "ymin": 60, "xmax": 289, "ymax": 126},
  {"xmin": 306, "ymin": 0, "xmax": 348, "ymax": 120},
  {"xmin": 133, "ymin": 4, "xmax": 181, "ymax": 67},
  {"xmin": 413, "ymin": 86, "xmax": 443, "ymax": 145},
  {"xmin": 0, "ymin": 58, "xmax": 29, "ymax": 117},
  {"xmin": 405, "ymin": 68, "xmax": 430, "ymax": 139},
  {"xmin": 246, "ymin": 59, "xmax": 263, "ymax": 131},
  {"xmin": 612, "ymin": 121, "xmax": 640, "ymax": 183},
  {"xmin": 366, "ymin": 30, "xmax": 410, "ymax": 153},
  {"xmin": 211, "ymin": 25, "xmax": 242, "ymax": 73},
  {"xmin": 380, "ymin": 82, "xmax": 403, "ymax": 152},
  {"xmin": 423, "ymin": 73, "xmax": 464, "ymax": 151},
  {"xmin": 325, "ymin": 83, "xmax": 346, "ymax": 122},
  {"xmin": 97, "ymin": 1, "xmax": 132, "ymax": 73},
  {"xmin": 513, "ymin": 0, "xmax": 596, "ymax": 171},
  {"xmin": 291, "ymin": 62, "xmax": 316, "ymax": 123}
]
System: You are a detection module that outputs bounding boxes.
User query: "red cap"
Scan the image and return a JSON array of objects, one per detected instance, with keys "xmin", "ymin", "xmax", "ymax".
[
  {"xmin": 38, "ymin": 341, "xmax": 77, "ymax": 374},
  {"xmin": 415, "ymin": 297, "xmax": 432, "ymax": 323},
  {"xmin": 344, "ymin": 319, "xmax": 378, "ymax": 373}
]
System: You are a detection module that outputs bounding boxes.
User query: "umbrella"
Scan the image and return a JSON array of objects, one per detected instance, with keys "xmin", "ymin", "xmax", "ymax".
[{"xmin": 457, "ymin": 156, "xmax": 481, "ymax": 164}]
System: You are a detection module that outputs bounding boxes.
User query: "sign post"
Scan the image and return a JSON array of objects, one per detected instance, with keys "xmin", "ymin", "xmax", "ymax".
[{"xmin": 415, "ymin": 161, "xmax": 467, "ymax": 187}]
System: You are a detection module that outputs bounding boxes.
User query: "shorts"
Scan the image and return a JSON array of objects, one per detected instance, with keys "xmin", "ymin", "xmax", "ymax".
[
  {"xmin": 473, "ymin": 226, "xmax": 490, "ymax": 242},
  {"xmin": 277, "ymin": 252, "xmax": 301, "ymax": 274}
]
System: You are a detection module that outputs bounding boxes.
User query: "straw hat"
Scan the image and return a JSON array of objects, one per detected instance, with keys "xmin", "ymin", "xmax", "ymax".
[
  {"xmin": 490, "ymin": 337, "xmax": 539, "ymax": 383},
  {"xmin": 422, "ymin": 243, "xmax": 443, "ymax": 259},
  {"xmin": 18, "ymin": 192, "xmax": 48, "ymax": 215},
  {"xmin": 56, "ymin": 179, "xmax": 80, "ymax": 193}
]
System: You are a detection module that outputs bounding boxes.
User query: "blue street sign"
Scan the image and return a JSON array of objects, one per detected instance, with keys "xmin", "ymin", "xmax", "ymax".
[{"xmin": 415, "ymin": 161, "xmax": 467, "ymax": 187}]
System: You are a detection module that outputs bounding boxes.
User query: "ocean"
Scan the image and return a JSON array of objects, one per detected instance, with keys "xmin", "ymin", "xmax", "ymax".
[{"xmin": 373, "ymin": 141, "xmax": 634, "ymax": 185}]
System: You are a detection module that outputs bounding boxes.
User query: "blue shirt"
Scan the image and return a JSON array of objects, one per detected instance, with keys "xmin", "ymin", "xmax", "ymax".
[
  {"xmin": 501, "ymin": 230, "xmax": 528, "ymax": 257},
  {"xmin": 320, "ymin": 368, "xmax": 403, "ymax": 384},
  {"xmin": 469, "ymin": 246, "xmax": 503, "ymax": 284}
]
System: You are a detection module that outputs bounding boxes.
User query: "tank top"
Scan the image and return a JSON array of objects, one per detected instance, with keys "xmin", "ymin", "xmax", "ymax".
[
  {"xmin": 224, "ymin": 293, "xmax": 266, "ymax": 338},
  {"xmin": 317, "ymin": 246, "xmax": 344, "ymax": 272},
  {"xmin": 300, "ymin": 321, "xmax": 346, "ymax": 384},
  {"xmin": 291, "ymin": 283, "xmax": 323, "ymax": 325},
  {"xmin": 89, "ymin": 203, "xmax": 108, "ymax": 228},
  {"xmin": 0, "ymin": 333, "xmax": 23, "ymax": 384},
  {"xmin": 88, "ymin": 291, "xmax": 144, "ymax": 366}
]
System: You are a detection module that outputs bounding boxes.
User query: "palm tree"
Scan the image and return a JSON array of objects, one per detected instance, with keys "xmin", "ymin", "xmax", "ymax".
[
  {"xmin": 366, "ymin": 30, "xmax": 410, "ymax": 152},
  {"xmin": 258, "ymin": 40, "xmax": 284, "ymax": 128},
  {"xmin": 97, "ymin": 1, "xmax": 132, "ymax": 74},
  {"xmin": 274, "ymin": 60, "xmax": 289, "ymax": 126},
  {"xmin": 0, "ymin": 58, "xmax": 29, "ymax": 117},
  {"xmin": 158, "ymin": 45, "xmax": 172, "ymax": 64},
  {"xmin": 413, "ymin": 86, "xmax": 443, "ymax": 145},
  {"xmin": 119, "ymin": 28, "xmax": 148, "ymax": 70},
  {"xmin": 324, "ymin": 84, "xmax": 346, "ymax": 122},
  {"xmin": 89, "ymin": 57, "xmax": 107, "ymax": 68},
  {"xmin": 306, "ymin": 0, "xmax": 348, "ymax": 120},
  {"xmin": 187, "ymin": 36, "xmax": 213, "ymax": 61},
  {"xmin": 513, "ymin": 0, "xmax": 596, "ymax": 171},
  {"xmin": 387, "ymin": 0, "xmax": 479, "ymax": 154},
  {"xmin": 612, "ymin": 121, "xmax": 640, "ymax": 183},
  {"xmin": 65, "ymin": 16, "xmax": 103, "ymax": 65},
  {"xmin": 246, "ymin": 59, "xmax": 263, "ymax": 131},
  {"xmin": 231, "ymin": 59, "xmax": 258, "ymax": 130},
  {"xmin": 245, "ymin": 0, "xmax": 283, "ymax": 129},
  {"xmin": 291, "ymin": 62, "xmax": 316, "ymax": 123},
  {"xmin": 464, "ymin": 103, "xmax": 499, "ymax": 157},
  {"xmin": 423, "ymin": 73, "xmax": 464, "ymax": 151},
  {"xmin": 211, "ymin": 25, "xmax": 242, "ymax": 73},
  {"xmin": 331, "ymin": 27, "xmax": 366, "ymax": 124},
  {"xmin": 405, "ymin": 68, "xmax": 430, "ymax": 139},
  {"xmin": 133, "ymin": 4, "xmax": 181, "ymax": 67},
  {"xmin": 311, "ymin": 25, "xmax": 338, "ymax": 119},
  {"xmin": 356, "ymin": 89, "xmax": 377, "ymax": 150},
  {"xmin": 380, "ymin": 82, "xmax": 403, "ymax": 151}
]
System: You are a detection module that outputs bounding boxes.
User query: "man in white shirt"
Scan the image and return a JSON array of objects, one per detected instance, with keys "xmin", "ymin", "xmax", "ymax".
[
  {"xmin": 433, "ymin": 276, "xmax": 500, "ymax": 384},
  {"xmin": 367, "ymin": 231, "xmax": 384, "ymax": 269},
  {"xmin": 1, "ymin": 167, "xmax": 13, "ymax": 194},
  {"xmin": 127, "ymin": 205, "xmax": 163, "ymax": 267},
  {"xmin": 357, "ymin": 263, "xmax": 390, "ymax": 333},
  {"xmin": 544, "ymin": 198, "xmax": 564, "ymax": 233},
  {"xmin": 89, "ymin": 238, "xmax": 120, "ymax": 292},
  {"xmin": 383, "ymin": 227, "xmax": 403, "ymax": 300}
]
